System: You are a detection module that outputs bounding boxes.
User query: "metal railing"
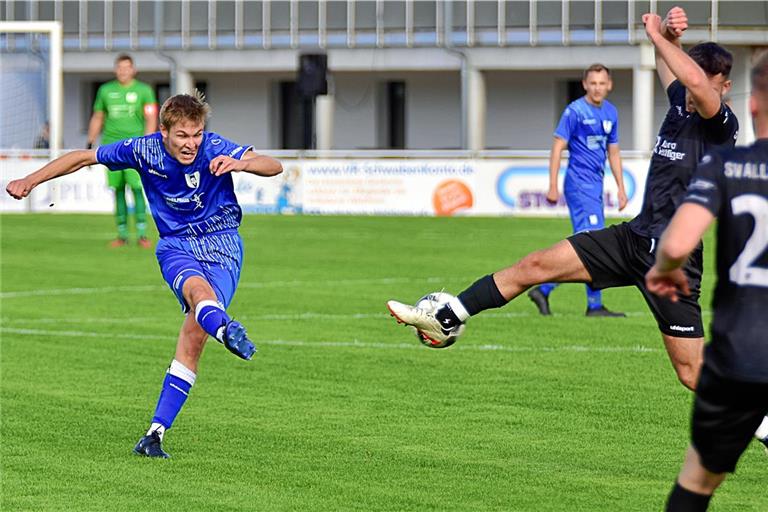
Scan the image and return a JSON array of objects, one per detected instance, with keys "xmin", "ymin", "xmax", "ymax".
[{"xmin": 2, "ymin": 0, "xmax": 767, "ymax": 52}]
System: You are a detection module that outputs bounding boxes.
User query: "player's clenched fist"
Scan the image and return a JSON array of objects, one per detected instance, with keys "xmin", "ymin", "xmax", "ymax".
[
  {"xmin": 662, "ymin": 6, "xmax": 688, "ymax": 39},
  {"xmin": 6, "ymin": 178, "xmax": 35, "ymax": 200},
  {"xmin": 643, "ymin": 7, "xmax": 687, "ymax": 41}
]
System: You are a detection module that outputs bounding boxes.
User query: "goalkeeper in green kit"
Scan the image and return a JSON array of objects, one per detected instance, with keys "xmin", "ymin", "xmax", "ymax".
[{"xmin": 87, "ymin": 53, "xmax": 158, "ymax": 248}]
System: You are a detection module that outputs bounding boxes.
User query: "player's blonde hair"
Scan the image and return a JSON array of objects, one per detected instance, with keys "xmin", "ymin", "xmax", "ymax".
[{"xmin": 159, "ymin": 90, "xmax": 211, "ymax": 129}]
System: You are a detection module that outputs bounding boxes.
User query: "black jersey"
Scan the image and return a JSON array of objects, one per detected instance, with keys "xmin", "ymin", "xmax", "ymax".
[
  {"xmin": 682, "ymin": 139, "xmax": 768, "ymax": 382},
  {"xmin": 629, "ymin": 80, "xmax": 738, "ymax": 239}
]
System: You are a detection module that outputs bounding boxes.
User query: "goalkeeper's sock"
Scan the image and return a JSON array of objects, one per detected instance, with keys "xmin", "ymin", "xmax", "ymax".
[
  {"xmin": 665, "ymin": 482, "xmax": 711, "ymax": 511},
  {"xmin": 131, "ymin": 187, "xmax": 148, "ymax": 238},
  {"xmin": 195, "ymin": 300, "xmax": 230, "ymax": 342},
  {"xmin": 586, "ymin": 285, "xmax": 602, "ymax": 310},
  {"xmin": 538, "ymin": 283, "xmax": 556, "ymax": 297},
  {"xmin": 114, "ymin": 187, "xmax": 128, "ymax": 240},
  {"xmin": 149, "ymin": 360, "xmax": 197, "ymax": 437}
]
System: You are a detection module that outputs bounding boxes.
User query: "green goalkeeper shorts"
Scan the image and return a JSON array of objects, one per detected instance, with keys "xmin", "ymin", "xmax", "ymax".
[{"xmin": 106, "ymin": 168, "xmax": 143, "ymax": 189}]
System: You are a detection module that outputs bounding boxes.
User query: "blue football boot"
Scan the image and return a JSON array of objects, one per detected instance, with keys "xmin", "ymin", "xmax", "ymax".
[{"xmin": 223, "ymin": 320, "xmax": 256, "ymax": 360}]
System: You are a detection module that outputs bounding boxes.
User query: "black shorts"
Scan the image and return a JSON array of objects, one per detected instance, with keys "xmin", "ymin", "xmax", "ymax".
[
  {"xmin": 691, "ymin": 364, "xmax": 768, "ymax": 473},
  {"xmin": 568, "ymin": 222, "xmax": 704, "ymax": 338}
]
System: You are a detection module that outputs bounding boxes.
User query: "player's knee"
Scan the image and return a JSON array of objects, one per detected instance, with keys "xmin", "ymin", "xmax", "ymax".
[{"xmin": 517, "ymin": 251, "xmax": 550, "ymax": 285}]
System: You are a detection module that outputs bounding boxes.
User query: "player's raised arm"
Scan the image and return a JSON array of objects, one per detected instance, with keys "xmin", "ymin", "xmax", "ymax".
[
  {"xmin": 649, "ymin": 7, "xmax": 688, "ymax": 91},
  {"xmin": 6, "ymin": 150, "xmax": 98, "ymax": 200},
  {"xmin": 209, "ymin": 151, "xmax": 283, "ymax": 177},
  {"xmin": 644, "ymin": 11, "xmax": 724, "ymax": 119}
]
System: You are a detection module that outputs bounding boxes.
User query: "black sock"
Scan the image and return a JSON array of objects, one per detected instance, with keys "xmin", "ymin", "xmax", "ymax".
[
  {"xmin": 457, "ymin": 274, "xmax": 508, "ymax": 316},
  {"xmin": 665, "ymin": 482, "xmax": 712, "ymax": 512}
]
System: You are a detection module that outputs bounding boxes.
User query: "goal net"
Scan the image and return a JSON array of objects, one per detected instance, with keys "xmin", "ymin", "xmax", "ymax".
[{"xmin": 0, "ymin": 22, "xmax": 62, "ymax": 153}]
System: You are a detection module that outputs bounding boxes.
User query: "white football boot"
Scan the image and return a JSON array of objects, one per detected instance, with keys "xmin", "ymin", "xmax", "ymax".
[{"xmin": 386, "ymin": 300, "xmax": 453, "ymax": 345}]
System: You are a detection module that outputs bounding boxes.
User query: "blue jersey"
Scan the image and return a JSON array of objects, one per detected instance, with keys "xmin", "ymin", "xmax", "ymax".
[
  {"xmin": 97, "ymin": 132, "xmax": 253, "ymax": 238},
  {"xmin": 555, "ymin": 97, "xmax": 619, "ymax": 187}
]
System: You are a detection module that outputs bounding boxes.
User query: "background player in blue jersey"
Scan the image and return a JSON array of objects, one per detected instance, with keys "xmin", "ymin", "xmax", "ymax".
[
  {"xmin": 6, "ymin": 92, "xmax": 283, "ymax": 458},
  {"xmin": 528, "ymin": 64, "xmax": 628, "ymax": 317},
  {"xmin": 646, "ymin": 51, "xmax": 768, "ymax": 512},
  {"xmin": 388, "ymin": 6, "xmax": 738, "ymax": 394}
]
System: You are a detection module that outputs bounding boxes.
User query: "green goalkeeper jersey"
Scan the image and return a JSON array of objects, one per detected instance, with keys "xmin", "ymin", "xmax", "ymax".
[{"xmin": 93, "ymin": 79, "xmax": 157, "ymax": 144}]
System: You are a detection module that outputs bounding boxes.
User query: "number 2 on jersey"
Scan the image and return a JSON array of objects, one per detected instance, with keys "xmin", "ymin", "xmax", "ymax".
[{"xmin": 730, "ymin": 194, "xmax": 768, "ymax": 287}]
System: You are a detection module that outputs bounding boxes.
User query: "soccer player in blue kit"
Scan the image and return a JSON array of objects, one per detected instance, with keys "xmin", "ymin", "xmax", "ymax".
[
  {"xmin": 528, "ymin": 64, "xmax": 628, "ymax": 317},
  {"xmin": 6, "ymin": 93, "xmax": 283, "ymax": 458}
]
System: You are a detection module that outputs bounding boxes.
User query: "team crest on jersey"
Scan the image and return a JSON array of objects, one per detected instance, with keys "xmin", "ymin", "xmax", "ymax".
[
  {"xmin": 185, "ymin": 171, "xmax": 200, "ymax": 189},
  {"xmin": 602, "ymin": 120, "xmax": 613, "ymax": 134},
  {"xmin": 126, "ymin": 92, "xmax": 138, "ymax": 103}
]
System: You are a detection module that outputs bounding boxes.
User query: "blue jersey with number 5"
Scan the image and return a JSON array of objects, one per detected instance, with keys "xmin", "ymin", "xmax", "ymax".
[{"xmin": 97, "ymin": 132, "xmax": 253, "ymax": 238}]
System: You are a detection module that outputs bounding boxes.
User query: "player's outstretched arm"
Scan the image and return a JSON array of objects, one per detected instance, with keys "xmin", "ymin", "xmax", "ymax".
[
  {"xmin": 644, "ymin": 12, "xmax": 722, "ymax": 119},
  {"xmin": 645, "ymin": 202, "xmax": 714, "ymax": 301},
  {"xmin": 209, "ymin": 151, "xmax": 283, "ymax": 177},
  {"xmin": 546, "ymin": 137, "xmax": 568, "ymax": 205},
  {"xmin": 607, "ymin": 144, "xmax": 628, "ymax": 211},
  {"xmin": 6, "ymin": 150, "xmax": 98, "ymax": 200}
]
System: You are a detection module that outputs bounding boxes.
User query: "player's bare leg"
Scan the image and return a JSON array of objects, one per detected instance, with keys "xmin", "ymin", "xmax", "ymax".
[
  {"xmin": 388, "ymin": 239, "xmax": 592, "ymax": 342},
  {"xmin": 174, "ymin": 313, "xmax": 209, "ymax": 372},
  {"xmin": 492, "ymin": 240, "xmax": 592, "ymax": 300},
  {"xmin": 662, "ymin": 334, "xmax": 704, "ymax": 391},
  {"xmin": 664, "ymin": 446, "xmax": 724, "ymax": 510}
]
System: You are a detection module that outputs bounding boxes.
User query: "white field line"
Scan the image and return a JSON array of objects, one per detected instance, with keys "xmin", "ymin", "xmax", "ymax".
[
  {"xmin": 0, "ymin": 327, "xmax": 663, "ymax": 354},
  {"xmin": 0, "ymin": 276, "xmax": 460, "ymax": 299},
  {"xmin": 0, "ymin": 309, "xmax": 666, "ymax": 327}
]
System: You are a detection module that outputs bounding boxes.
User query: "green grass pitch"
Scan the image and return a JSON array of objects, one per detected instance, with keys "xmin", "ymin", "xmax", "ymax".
[{"xmin": 1, "ymin": 214, "xmax": 765, "ymax": 511}]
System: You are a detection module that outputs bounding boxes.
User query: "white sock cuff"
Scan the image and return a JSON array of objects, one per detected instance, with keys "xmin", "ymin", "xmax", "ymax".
[
  {"xmin": 447, "ymin": 296, "xmax": 470, "ymax": 322},
  {"xmin": 195, "ymin": 299, "xmax": 223, "ymax": 320},
  {"xmin": 168, "ymin": 359, "xmax": 197, "ymax": 386},
  {"xmin": 756, "ymin": 416, "xmax": 768, "ymax": 440},
  {"xmin": 147, "ymin": 423, "xmax": 166, "ymax": 440}
]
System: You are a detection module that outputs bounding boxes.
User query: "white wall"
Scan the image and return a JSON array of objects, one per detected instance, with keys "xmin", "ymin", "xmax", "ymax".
[{"xmin": 204, "ymin": 73, "xmax": 274, "ymax": 149}]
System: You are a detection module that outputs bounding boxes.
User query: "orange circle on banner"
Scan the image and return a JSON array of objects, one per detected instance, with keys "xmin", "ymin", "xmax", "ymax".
[{"xmin": 432, "ymin": 180, "xmax": 473, "ymax": 216}]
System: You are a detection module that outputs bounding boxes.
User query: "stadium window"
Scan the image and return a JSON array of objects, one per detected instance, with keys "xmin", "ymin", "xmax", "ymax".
[
  {"xmin": 554, "ymin": 79, "xmax": 584, "ymax": 125},
  {"xmin": 279, "ymin": 81, "xmax": 314, "ymax": 150},
  {"xmin": 83, "ymin": 81, "xmax": 107, "ymax": 133},
  {"xmin": 376, "ymin": 81, "xmax": 406, "ymax": 149}
]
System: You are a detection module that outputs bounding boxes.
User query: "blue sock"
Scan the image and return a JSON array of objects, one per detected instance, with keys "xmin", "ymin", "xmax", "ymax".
[
  {"xmin": 149, "ymin": 360, "xmax": 196, "ymax": 437},
  {"xmin": 538, "ymin": 283, "xmax": 557, "ymax": 297},
  {"xmin": 586, "ymin": 285, "xmax": 602, "ymax": 310},
  {"xmin": 195, "ymin": 300, "xmax": 231, "ymax": 342}
]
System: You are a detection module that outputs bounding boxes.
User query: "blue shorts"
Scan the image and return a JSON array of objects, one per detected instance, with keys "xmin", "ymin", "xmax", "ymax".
[
  {"xmin": 564, "ymin": 181, "xmax": 604, "ymax": 234},
  {"xmin": 155, "ymin": 230, "xmax": 244, "ymax": 313}
]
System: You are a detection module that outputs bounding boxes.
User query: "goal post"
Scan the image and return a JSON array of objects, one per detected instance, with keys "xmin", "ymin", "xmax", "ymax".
[{"xmin": 0, "ymin": 21, "xmax": 63, "ymax": 155}]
